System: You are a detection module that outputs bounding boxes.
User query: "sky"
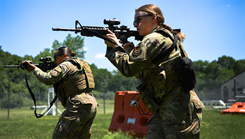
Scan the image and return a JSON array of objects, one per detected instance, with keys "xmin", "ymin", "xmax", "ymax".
[{"xmin": 0, "ymin": 0, "xmax": 244, "ymax": 71}]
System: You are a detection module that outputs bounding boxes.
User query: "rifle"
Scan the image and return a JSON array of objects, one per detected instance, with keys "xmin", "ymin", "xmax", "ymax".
[
  {"xmin": 52, "ymin": 19, "xmax": 144, "ymax": 45},
  {"xmin": 2, "ymin": 57, "xmax": 57, "ymax": 118},
  {"xmin": 2, "ymin": 57, "xmax": 56, "ymax": 72},
  {"xmin": 52, "ymin": 19, "xmax": 181, "ymax": 46}
]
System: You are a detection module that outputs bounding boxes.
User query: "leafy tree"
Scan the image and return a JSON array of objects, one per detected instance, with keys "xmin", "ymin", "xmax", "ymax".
[
  {"xmin": 34, "ymin": 48, "xmax": 54, "ymax": 62},
  {"xmin": 234, "ymin": 59, "xmax": 245, "ymax": 75},
  {"xmin": 107, "ymin": 70, "xmax": 139, "ymax": 92},
  {"xmin": 217, "ymin": 56, "xmax": 235, "ymax": 70},
  {"xmin": 52, "ymin": 40, "xmax": 62, "ymax": 51},
  {"xmin": 216, "ymin": 56, "xmax": 245, "ymax": 77},
  {"xmin": 193, "ymin": 56, "xmax": 242, "ymax": 100},
  {"xmin": 90, "ymin": 63, "xmax": 112, "ymax": 92},
  {"xmin": 52, "ymin": 34, "xmax": 86, "ymax": 59}
]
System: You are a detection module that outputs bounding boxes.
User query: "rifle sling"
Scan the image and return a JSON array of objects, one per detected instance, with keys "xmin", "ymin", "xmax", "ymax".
[{"xmin": 25, "ymin": 70, "xmax": 57, "ymax": 118}]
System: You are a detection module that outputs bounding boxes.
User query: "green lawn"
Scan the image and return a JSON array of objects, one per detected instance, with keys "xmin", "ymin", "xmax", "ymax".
[
  {"xmin": 200, "ymin": 106, "xmax": 245, "ymax": 139},
  {"xmin": 0, "ymin": 103, "xmax": 245, "ymax": 139}
]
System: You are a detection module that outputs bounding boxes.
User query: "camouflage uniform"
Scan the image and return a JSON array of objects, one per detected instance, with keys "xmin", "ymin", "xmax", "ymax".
[
  {"xmin": 106, "ymin": 27, "xmax": 204, "ymax": 139},
  {"xmin": 33, "ymin": 57, "xmax": 97, "ymax": 139}
]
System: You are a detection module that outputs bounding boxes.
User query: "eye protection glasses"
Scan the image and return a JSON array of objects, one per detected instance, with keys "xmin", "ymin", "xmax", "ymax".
[{"xmin": 133, "ymin": 15, "xmax": 152, "ymax": 26}]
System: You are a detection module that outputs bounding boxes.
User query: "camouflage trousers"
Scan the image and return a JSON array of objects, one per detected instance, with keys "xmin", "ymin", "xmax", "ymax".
[
  {"xmin": 52, "ymin": 94, "xmax": 97, "ymax": 139},
  {"xmin": 146, "ymin": 86, "xmax": 203, "ymax": 139}
]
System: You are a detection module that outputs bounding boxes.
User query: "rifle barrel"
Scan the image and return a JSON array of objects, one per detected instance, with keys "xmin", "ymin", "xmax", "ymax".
[
  {"xmin": 2, "ymin": 65, "xmax": 20, "ymax": 68},
  {"xmin": 52, "ymin": 28, "xmax": 79, "ymax": 32}
]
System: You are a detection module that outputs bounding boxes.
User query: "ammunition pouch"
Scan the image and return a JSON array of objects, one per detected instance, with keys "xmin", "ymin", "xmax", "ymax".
[
  {"xmin": 136, "ymin": 84, "xmax": 159, "ymax": 113},
  {"xmin": 150, "ymin": 56, "xmax": 181, "ymax": 101},
  {"xmin": 160, "ymin": 56, "xmax": 181, "ymax": 92}
]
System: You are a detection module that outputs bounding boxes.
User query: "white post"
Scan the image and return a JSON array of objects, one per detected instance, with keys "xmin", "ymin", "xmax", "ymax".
[
  {"xmin": 43, "ymin": 88, "xmax": 55, "ymax": 116},
  {"xmin": 41, "ymin": 87, "xmax": 62, "ymax": 116}
]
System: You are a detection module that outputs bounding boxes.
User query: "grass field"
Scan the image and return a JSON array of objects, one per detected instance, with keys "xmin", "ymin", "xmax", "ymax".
[{"xmin": 0, "ymin": 100, "xmax": 245, "ymax": 139}]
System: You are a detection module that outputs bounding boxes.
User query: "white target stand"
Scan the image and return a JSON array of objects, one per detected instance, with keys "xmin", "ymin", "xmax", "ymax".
[{"xmin": 41, "ymin": 87, "xmax": 62, "ymax": 116}]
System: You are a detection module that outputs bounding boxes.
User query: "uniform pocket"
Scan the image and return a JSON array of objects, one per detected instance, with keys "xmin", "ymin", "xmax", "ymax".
[
  {"xmin": 190, "ymin": 90, "xmax": 205, "ymax": 109},
  {"xmin": 190, "ymin": 90, "xmax": 204, "ymax": 128},
  {"xmin": 192, "ymin": 100, "xmax": 204, "ymax": 125},
  {"xmin": 185, "ymin": 97, "xmax": 204, "ymax": 135},
  {"xmin": 54, "ymin": 111, "xmax": 80, "ymax": 138}
]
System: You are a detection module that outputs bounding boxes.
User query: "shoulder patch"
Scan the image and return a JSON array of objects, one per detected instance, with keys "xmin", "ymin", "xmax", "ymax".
[
  {"xmin": 51, "ymin": 66, "xmax": 62, "ymax": 76},
  {"xmin": 132, "ymin": 46, "xmax": 142, "ymax": 56},
  {"xmin": 51, "ymin": 70, "xmax": 58, "ymax": 76}
]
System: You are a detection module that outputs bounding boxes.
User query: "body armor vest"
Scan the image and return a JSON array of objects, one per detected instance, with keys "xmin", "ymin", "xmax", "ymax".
[
  {"xmin": 53, "ymin": 58, "xmax": 95, "ymax": 106},
  {"xmin": 137, "ymin": 29, "xmax": 183, "ymax": 112}
]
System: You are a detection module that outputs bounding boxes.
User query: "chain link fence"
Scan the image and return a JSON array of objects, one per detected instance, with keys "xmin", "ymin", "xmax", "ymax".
[{"xmin": 0, "ymin": 77, "xmax": 243, "ymax": 114}]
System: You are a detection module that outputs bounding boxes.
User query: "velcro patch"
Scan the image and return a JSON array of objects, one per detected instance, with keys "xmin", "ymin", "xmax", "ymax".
[
  {"xmin": 51, "ymin": 70, "xmax": 58, "ymax": 76},
  {"xmin": 51, "ymin": 66, "xmax": 62, "ymax": 76},
  {"xmin": 132, "ymin": 46, "xmax": 142, "ymax": 56}
]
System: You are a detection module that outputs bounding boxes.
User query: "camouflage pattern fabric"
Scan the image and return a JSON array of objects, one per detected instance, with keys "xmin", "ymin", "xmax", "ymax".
[
  {"xmin": 106, "ymin": 27, "xmax": 204, "ymax": 138},
  {"xmin": 33, "ymin": 58, "xmax": 82, "ymax": 86},
  {"xmin": 81, "ymin": 60, "xmax": 95, "ymax": 89},
  {"xmin": 33, "ymin": 57, "xmax": 95, "ymax": 106},
  {"xmin": 52, "ymin": 93, "xmax": 97, "ymax": 139},
  {"xmin": 32, "ymin": 58, "xmax": 97, "ymax": 139},
  {"xmin": 146, "ymin": 86, "xmax": 204, "ymax": 139}
]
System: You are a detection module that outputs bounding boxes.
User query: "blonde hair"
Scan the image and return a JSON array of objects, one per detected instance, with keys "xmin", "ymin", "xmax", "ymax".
[{"xmin": 136, "ymin": 4, "xmax": 185, "ymax": 42}]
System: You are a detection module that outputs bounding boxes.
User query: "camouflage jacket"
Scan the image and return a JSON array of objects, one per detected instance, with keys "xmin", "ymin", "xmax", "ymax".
[
  {"xmin": 106, "ymin": 27, "xmax": 184, "ymax": 99},
  {"xmin": 33, "ymin": 57, "xmax": 96, "ymax": 107},
  {"xmin": 106, "ymin": 26, "xmax": 205, "ymax": 113}
]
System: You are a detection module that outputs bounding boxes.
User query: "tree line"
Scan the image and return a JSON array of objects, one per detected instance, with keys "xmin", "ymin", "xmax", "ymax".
[{"xmin": 0, "ymin": 34, "xmax": 244, "ymax": 108}]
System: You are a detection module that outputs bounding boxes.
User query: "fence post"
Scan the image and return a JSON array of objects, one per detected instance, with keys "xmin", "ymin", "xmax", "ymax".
[
  {"xmin": 103, "ymin": 78, "xmax": 109, "ymax": 115},
  {"xmin": 8, "ymin": 77, "xmax": 10, "ymax": 119},
  {"xmin": 103, "ymin": 79, "xmax": 106, "ymax": 115},
  {"xmin": 234, "ymin": 77, "xmax": 237, "ymax": 97}
]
